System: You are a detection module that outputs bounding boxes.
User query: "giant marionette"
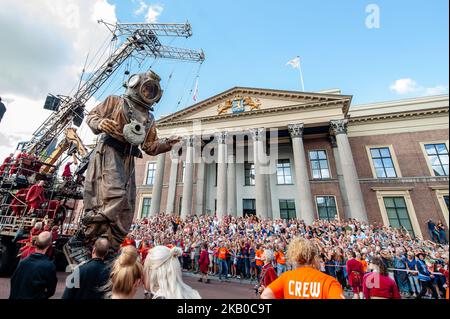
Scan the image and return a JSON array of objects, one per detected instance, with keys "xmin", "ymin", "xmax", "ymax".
[{"xmin": 65, "ymin": 71, "xmax": 180, "ymax": 264}]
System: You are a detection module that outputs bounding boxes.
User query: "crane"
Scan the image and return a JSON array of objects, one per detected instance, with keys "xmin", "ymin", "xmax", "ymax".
[
  {"xmin": 0, "ymin": 20, "xmax": 205, "ymax": 276},
  {"xmin": 23, "ymin": 20, "xmax": 205, "ymax": 158}
]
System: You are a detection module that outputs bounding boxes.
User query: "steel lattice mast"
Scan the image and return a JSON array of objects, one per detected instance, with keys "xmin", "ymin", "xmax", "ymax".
[{"xmin": 24, "ymin": 21, "xmax": 205, "ymax": 156}]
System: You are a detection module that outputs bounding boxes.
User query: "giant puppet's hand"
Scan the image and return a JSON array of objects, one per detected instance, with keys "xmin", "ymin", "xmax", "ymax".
[
  {"xmin": 98, "ymin": 119, "xmax": 123, "ymax": 140},
  {"xmin": 142, "ymin": 125, "xmax": 181, "ymax": 156},
  {"xmin": 167, "ymin": 136, "xmax": 182, "ymax": 147}
]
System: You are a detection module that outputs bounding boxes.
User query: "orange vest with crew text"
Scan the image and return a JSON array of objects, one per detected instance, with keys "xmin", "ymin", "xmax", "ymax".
[{"xmin": 268, "ymin": 266, "xmax": 345, "ymax": 299}]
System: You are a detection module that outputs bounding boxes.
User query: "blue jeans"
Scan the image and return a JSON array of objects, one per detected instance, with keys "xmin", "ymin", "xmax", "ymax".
[
  {"xmin": 277, "ymin": 264, "xmax": 287, "ymax": 277},
  {"xmin": 429, "ymin": 229, "xmax": 439, "ymax": 243},
  {"xmin": 408, "ymin": 275, "xmax": 420, "ymax": 295},
  {"xmin": 244, "ymin": 258, "xmax": 250, "ymax": 277},
  {"xmin": 219, "ymin": 259, "xmax": 228, "ymax": 280},
  {"xmin": 256, "ymin": 265, "xmax": 262, "ymax": 281},
  {"xmin": 395, "ymin": 270, "xmax": 410, "ymax": 293},
  {"xmin": 194, "ymin": 255, "xmax": 200, "ymax": 272},
  {"xmin": 438, "ymin": 230, "xmax": 448, "ymax": 244}
]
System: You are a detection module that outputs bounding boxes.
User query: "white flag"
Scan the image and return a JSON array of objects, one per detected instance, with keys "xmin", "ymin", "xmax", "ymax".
[
  {"xmin": 193, "ymin": 77, "xmax": 199, "ymax": 102},
  {"xmin": 286, "ymin": 56, "xmax": 300, "ymax": 69}
]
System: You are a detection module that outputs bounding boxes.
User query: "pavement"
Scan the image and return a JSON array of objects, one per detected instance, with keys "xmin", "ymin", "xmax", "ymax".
[
  {"xmin": 0, "ymin": 271, "xmax": 424, "ymax": 299},
  {"xmin": 0, "ymin": 272, "xmax": 257, "ymax": 299}
]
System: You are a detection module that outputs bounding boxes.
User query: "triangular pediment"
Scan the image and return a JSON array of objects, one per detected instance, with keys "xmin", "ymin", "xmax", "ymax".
[{"xmin": 157, "ymin": 87, "xmax": 352, "ymax": 125}]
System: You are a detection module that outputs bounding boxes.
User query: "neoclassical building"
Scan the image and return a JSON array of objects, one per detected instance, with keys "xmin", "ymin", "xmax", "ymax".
[{"xmin": 134, "ymin": 87, "xmax": 449, "ymax": 239}]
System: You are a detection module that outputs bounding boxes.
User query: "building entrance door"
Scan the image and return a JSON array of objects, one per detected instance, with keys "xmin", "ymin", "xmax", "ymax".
[{"xmin": 243, "ymin": 199, "xmax": 256, "ymax": 216}]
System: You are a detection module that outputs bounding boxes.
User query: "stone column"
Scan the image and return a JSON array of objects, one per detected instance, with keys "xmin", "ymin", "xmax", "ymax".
[
  {"xmin": 250, "ymin": 128, "xmax": 268, "ymax": 219},
  {"xmin": 330, "ymin": 135, "xmax": 350, "ymax": 219},
  {"xmin": 288, "ymin": 124, "xmax": 315, "ymax": 225},
  {"xmin": 216, "ymin": 132, "xmax": 228, "ymax": 218},
  {"xmin": 165, "ymin": 156, "xmax": 179, "ymax": 215},
  {"xmin": 195, "ymin": 159, "xmax": 206, "ymax": 215},
  {"xmin": 181, "ymin": 136, "xmax": 195, "ymax": 219},
  {"xmin": 227, "ymin": 154, "xmax": 237, "ymax": 217},
  {"xmin": 149, "ymin": 153, "xmax": 166, "ymax": 217},
  {"xmin": 330, "ymin": 119, "xmax": 368, "ymax": 222}
]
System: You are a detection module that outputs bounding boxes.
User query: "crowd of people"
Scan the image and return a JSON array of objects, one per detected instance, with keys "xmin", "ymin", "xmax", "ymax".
[
  {"xmin": 10, "ymin": 232, "xmax": 201, "ymax": 300},
  {"xmin": 127, "ymin": 214, "xmax": 449, "ymax": 299},
  {"xmin": 7, "ymin": 214, "xmax": 449, "ymax": 300}
]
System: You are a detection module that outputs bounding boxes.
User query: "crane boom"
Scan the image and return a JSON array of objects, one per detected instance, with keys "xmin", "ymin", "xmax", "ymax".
[{"xmin": 23, "ymin": 21, "xmax": 205, "ymax": 157}]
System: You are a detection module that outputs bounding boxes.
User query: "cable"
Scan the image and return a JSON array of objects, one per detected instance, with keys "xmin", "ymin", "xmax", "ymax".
[
  {"xmin": 181, "ymin": 62, "xmax": 203, "ymax": 110},
  {"xmin": 175, "ymin": 62, "xmax": 197, "ymax": 111}
]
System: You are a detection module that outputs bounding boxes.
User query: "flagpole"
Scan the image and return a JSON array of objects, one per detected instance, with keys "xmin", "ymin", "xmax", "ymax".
[{"xmin": 298, "ymin": 57, "xmax": 305, "ymax": 91}]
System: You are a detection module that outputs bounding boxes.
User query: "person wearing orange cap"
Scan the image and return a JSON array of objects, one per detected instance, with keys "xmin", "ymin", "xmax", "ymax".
[{"xmin": 261, "ymin": 238, "xmax": 345, "ymax": 300}]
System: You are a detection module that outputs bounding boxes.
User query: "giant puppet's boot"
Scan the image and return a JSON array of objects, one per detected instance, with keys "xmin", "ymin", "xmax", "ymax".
[{"xmin": 63, "ymin": 229, "xmax": 91, "ymax": 266}]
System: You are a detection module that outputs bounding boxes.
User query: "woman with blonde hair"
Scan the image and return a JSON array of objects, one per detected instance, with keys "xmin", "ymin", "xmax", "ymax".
[
  {"xmin": 109, "ymin": 245, "xmax": 143, "ymax": 299},
  {"xmin": 143, "ymin": 246, "xmax": 201, "ymax": 299}
]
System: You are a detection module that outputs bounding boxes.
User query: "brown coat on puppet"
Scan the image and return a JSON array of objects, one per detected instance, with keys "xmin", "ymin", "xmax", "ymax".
[{"xmin": 67, "ymin": 71, "xmax": 179, "ymax": 261}]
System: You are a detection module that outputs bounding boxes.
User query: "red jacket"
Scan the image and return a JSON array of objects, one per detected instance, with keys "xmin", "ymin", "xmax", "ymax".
[
  {"xmin": 198, "ymin": 249, "xmax": 210, "ymax": 274},
  {"xmin": 62, "ymin": 162, "xmax": 72, "ymax": 178},
  {"xmin": 363, "ymin": 272, "xmax": 401, "ymax": 299},
  {"xmin": 347, "ymin": 259, "xmax": 364, "ymax": 288},
  {"xmin": 260, "ymin": 264, "xmax": 277, "ymax": 288},
  {"xmin": 26, "ymin": 185, "xmax": 45, "ymax": 204}
]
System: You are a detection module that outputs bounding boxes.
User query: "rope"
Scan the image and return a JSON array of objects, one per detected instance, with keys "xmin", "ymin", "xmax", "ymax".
[{"xmin": 175, "ymin": 63, "xmax": 198, "ymax": 111}]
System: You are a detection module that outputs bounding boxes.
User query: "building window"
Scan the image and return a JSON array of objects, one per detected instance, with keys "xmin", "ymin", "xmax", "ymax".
[
  {"xmin": 244, "ymin": 162, "xmax": 255, "ymax": 186},
  {"xmin": 370, "ymin": 147, "xmax": 398, "ymax": 178},
  {"xmin": 243, "ymin": 199, "xmax": 256, "ymax": 216},
  {"xmin": 444, "ymin": 195, "xmax": 449, "ymax": 211},
  {"xmin": 309, "ymin": 150, "xmax": 330, "ymax": 179},
  {"xmin": 316, "ymin": 196, "xmax": 338, "ymax": 221},
  {"xmin": 424, "ymin": 143, "xmax": 449, "ymax": 176},
  {"xmin": 181, "ymin": 161, "xmax": 186, "ymax": 183},
  {"xmin": 215, "ymin": 163, "xmax": 218, "ymax": 186},
  {"xmin": 277, "ymin": 159, "xmax": 293, "ymax": 185},
  {"xmin": 141, "ymin": 198, "xmax": 151, "ymax": 218},
  {"xmin": 383, "ymin": 197, "xmax": 414, "ymax": 235},
  {"xmin": 279, "ymin": 199, "xmax": 296, "ymax": 219},
  {"xmin": 178, "ymin": 197, "xmax": 183, "ymax": 216},
  {"xmin": 146, "ymin": 162, "xmax": 157, "ymax": 185}
]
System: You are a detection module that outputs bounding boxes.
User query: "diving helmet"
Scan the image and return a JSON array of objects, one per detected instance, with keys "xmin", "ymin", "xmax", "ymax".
[{"xmin": 124, "ymin": 71, "xmax": 163, "ymax": 110}]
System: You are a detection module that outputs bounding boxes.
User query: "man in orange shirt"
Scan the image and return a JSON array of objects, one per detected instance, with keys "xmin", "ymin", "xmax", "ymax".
[
  {"xmin": 261, "ymin": 238, "xmax": 345, "ymax": 300},
  {"xmin": 274, "ymin": 244, "xmax": 287, "ymax": 276},
  {"xmin": 255, "ymin": 245, "xmax": 264, "ymax": 280},
  {"xmin": 218, "ymin": 241, "xmax": 229, "ymax": 282}
]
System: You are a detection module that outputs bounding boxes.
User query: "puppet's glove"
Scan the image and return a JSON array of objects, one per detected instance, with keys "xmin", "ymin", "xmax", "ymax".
[{"xmin": 99, "ymin": 119, "xmax": 121, "ymax": 136}]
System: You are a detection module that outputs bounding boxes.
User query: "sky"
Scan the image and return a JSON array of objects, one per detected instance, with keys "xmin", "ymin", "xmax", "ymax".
[{"xmin": 0, "ymin": 0, "xmax": 448, "ymax": 160}]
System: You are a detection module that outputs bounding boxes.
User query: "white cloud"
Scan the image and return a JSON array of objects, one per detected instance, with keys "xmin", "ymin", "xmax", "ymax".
[
  {"xmin": 132, "ymin": 1, "xmax": 164, "ymax": 23},
  {"xmin": 134, "ymin": 0, "xmax": 148, "ymax": 15},
  {"xmin": 390, "ymin": 78, "xmax": 448, "ymax": 96},
  {"xmin": 0, "ymin": 95, "xmax": 50, "ymax": 159},
  {"xmin": 0, "ymin": 0, "xmax": 117, "ymax": 100},
  {"xmin": 424, "ymin": 85, "xmax": 449, "ymax": 96},
  {"xmin": 390, "ymin": 78, "xmax": 419, "ymax": 95},
  {"xmin": 145, "ymin": 4, "xmax": 164, "ymax": 23},
  {"xmin": 0, "ymin": 0, "xmax": 117, "ymax": 160}
]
